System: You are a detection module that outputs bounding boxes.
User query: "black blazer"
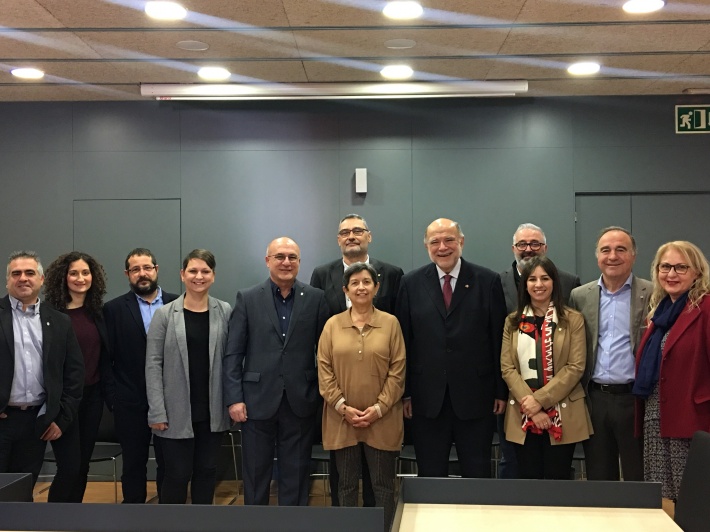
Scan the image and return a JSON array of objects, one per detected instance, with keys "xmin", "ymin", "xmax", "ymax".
[
  {"xmin": 0, "ymin": 295, "xmax": 84, "ymax": 435},
  {"xmin": 395, "ymin": 259, "xmax": 508, "ymax": 420},
  {"xmin": 500, "ymin": 263, "xmax": 581, "ymax": 314},
  {"xmin": 223, "ymin": 279, "xmax": 329, "ymax": 419},
  {"xmin": 103, "ymin": 289, "xmax": 178, "ymax": 409},
  {"xmin": 310, "ymin": 258, "xmax": 404, "ymax": 316}
]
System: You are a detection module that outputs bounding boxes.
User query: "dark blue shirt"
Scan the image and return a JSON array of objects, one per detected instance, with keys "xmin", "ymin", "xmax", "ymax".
[{"xmin": 270, "ymin": 279, "xmax": 295, "ymax": 338}]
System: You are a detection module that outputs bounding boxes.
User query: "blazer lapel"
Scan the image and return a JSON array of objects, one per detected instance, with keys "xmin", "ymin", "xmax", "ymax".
[
  {"xmin": 284, "ymin": 281, "xmax": 305, "ymax": 346},
  {"xmin": 39, "ymin": 305, "xmax": 53, "ymax": 366},
  {"xmin": 663, "ymin": 304, "xmax": 699, "ymax": 355},
  {"xmin": 630, "ymin": 278, "xmax": 649, "ymax": 353},
  {"xmin": 125, "ymin": 293, "xmax": 147, "ymax": 338},
  {"xmin": 0, "ymin": 298, "xmax": 14, "ymax": 356},
  {"xmin": 552, "ymin": 320, "xmax": 568, "ymax": 366},
  {"xmin": 422, "ymin": 265, "xmax": 447, "ymax": 319},
  {"xmin": 261, "ymin": 281, "xmax": 283, "ymax": 340},
  {"xmin": 207, "ymin": 297, "xmax": 218, "ymax": 372},
  {"xmin": 448, "ymin": 262, "xmax": 473, "ymax": 315},
  {"xmin": 171, "ymin": 296, "xmax": 190, "ymax": 385},
  {"xmin": 328, "ymin": 263, "xmax": 347, "ymax": 312},
  {"xmin": 584, "ymin": 284, "xmax": 600, "ymax": 359}
]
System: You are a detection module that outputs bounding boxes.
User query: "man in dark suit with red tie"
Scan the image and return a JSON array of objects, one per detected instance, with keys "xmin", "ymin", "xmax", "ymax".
[{"xmin": 396, "ymin": 218, "xmax": 508, "ymax": 478}]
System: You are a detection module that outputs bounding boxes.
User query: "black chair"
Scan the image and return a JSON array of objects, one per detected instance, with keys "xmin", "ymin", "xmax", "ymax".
[
  {"xmin": 225, "ymin": 425, "xmax": 242, "ymax": 505},
  {"xmin": 310, "ymin": 443, "xmax": 330, "ymax": 505},
  {"xmin": 675, "ymin": 430, "xmax": 710, "ymax": 532},
  {"xmin": 43, "ymin": 405, "xmax": 122, "ymax": 503}
]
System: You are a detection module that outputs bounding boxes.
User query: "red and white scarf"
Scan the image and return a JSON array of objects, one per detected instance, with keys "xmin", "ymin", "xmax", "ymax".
[{"xmin": 517, "ymin": 302, "xmax": 562, "ymax": 441}]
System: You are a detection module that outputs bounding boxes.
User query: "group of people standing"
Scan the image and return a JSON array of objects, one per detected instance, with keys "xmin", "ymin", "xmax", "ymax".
[{"xmin": 1, "ymin": 216, "xmax": 708, "ymax": 531}]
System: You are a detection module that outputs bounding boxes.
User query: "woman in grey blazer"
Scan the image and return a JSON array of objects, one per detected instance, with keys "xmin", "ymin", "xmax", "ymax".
[{"xmin": 145, "ymin": 249, "xmax": 231, "ymax": 504}]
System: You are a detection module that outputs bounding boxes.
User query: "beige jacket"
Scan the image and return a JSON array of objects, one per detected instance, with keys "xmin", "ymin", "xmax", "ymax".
[
  {"xmin": 318, "ymin": 308, "xmax": 405, "ymax": 451},
  {"xmin": 501, "ymin": 308, "xmax": 593, "ymax": 445}
]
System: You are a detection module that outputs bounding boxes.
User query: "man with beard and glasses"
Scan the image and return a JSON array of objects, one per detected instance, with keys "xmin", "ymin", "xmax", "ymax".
[
  {"xmin": 310, "ymin": 214, "xmax": 404, "ymax": 508},
  {"xmin": 497, "ymin": 223, "xmax": 580, "ymax": 479},
  {"xmin": 103, "ymin": 248, "xmax": 178, "ymax": 503}
]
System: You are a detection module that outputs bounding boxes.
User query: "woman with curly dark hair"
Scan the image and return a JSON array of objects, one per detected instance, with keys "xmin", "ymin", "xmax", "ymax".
[{"xmin": 43, "ymin": 251, "xmax": 111, "ymax": 503}]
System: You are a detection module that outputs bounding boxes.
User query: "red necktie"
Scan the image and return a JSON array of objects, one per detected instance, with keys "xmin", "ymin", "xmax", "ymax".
[{"xmin": 443, "ymin": 274, "xmax": 452, "ymax": 309}]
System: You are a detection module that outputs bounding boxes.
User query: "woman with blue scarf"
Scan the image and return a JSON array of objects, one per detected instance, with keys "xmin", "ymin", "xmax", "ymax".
[{"xmin": 634, "ymin": 241, "xmax": 710, "ymax": 501}]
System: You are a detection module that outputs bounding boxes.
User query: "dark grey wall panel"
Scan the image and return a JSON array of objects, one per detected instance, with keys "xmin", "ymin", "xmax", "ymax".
[
  {"xmin": 73, "ymin": 199, "xmax": 182, "ymax": 301},
  {"xmin": 0, "ymin": 152, "xmax": 73, "ymax": 262},
  {"xmin": 412, "ymin": 147, "xmax": 575, "ymax": 274},
  {"xmin": 0, "ymin": 103, "xmax": 72, "ymax": 152},
  {"xmin": 180, "ymin": 150, "xmax": 339, "ymax": 303},
  {"xmin": 72, "ymin": 102, "xmax": 180, "ymax": 152},
  {"xmin": 631, "ymin": 194, "xmax": 710, "ymax": 279},
  {"xmin": 338, "ymin": 107, "xmax": 413, "ymax": 151},
  {"xmin": 573, "ymin": 146, "xmax": 710, "ymax": 193},
  {"xmin": 179, "ymin": 107, "xmax": 339, "ymax": 151},
  {"xmin": 336, "ymin": 150, "xmax": 413, "ymax": 272},
  {"xmin": 73, "ymin": 152, "xmax": 181, "ymax": 199}
]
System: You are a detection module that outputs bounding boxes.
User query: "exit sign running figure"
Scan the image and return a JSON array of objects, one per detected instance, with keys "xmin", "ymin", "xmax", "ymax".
[{"xmin": 676, "ymin": 105, "xmax": 710, "ymax": 134}]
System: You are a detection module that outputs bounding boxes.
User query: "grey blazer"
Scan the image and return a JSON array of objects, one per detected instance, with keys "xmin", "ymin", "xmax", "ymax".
[
  {"xmin": 501, "ymin": 263, "xmax": 581, "ymax": 313},
  {"xmin": 569, "ymin": 275, "xmax": 652, "ymax": 389},
  {"xmin": 146, "ymin": 294, "xmax": 232, "ymax": 439}
]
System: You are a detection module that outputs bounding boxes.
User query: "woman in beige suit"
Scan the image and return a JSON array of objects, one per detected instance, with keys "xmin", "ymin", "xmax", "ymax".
[
  {"xmin": 501, "ymin": 256, "xmax": 592, "ymax": 479},
  {"xmin": 145, "ymin": 249, "xmax": 231, "ymax": 504},
  {"xmin": 318, "ymin": 262, "xmax": 405, "ymax": 531}
]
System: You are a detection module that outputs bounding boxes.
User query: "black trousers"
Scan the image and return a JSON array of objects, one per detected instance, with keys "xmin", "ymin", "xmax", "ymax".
[
  {"xmin": 584, "ymin": 387, "xmax": 643, "ymax": 481},
  {"xmin": 48, "ymin": 383, "xmax": 103, "ymax": 502},
  {"xmin": 412, "ymin": 390, "xmax": 494, "ymax": 478},
  {"xmin": 241, "ymin": 393, "xmax": 315, "ymax": 506},
  {"xmin": 514, "ymin": 432, "xmax": 576, "ymax": 479},
  {"xmin": 335, "ymin": 444, "xmax": 398, "ymax": 532},
  {"xmin": 114, "ymin": 402, "xmax": 164, "ymax": 503},
  {"xmin": 155, "ymin": 420, "xmax": 224, "ymax": 504},
  {"xmin": 0, "ymin": 406, "xmax": 46, "ymax": 487}
]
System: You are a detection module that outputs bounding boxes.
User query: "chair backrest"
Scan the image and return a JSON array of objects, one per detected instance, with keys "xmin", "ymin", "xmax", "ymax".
[
  {"xmin": 675, "ymin": 430, "xmax": 710, "ymax": 532},
  {"xmin": 96, "ymin": 405, "xmax": 118, "ymax": 443}
]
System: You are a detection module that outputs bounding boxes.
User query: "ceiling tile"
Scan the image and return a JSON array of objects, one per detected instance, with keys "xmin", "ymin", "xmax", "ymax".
[{"xmin": 0, "ymin": 84, "xmax": 141, "ymax": 101}]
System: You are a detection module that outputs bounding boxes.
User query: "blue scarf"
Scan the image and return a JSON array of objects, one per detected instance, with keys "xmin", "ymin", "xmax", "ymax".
[{"xmin": 632, "ymin": 291, "xmax": 689, "ymax": 399}]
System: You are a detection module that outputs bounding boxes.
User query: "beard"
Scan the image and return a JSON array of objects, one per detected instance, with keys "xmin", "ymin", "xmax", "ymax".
[
  {"xmin": 516, "ymin": 253, "xmax": 538, "ymax": 268},
  {"xmin": 130, "ymin": 276, "xmax": 159, "ymax": 296}
]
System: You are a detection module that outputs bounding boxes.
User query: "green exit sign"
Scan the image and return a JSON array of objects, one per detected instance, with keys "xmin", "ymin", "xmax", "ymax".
[{"xmin": 676, "ymin": 105, "xmax": 710, "ymax": 134}]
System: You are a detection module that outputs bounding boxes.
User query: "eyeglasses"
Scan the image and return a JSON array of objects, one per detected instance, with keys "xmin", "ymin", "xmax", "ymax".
[
  {"xmin": 514, "ymin": 241, "xmax": 544, "ymax": 251},
  {"xmin": 338, "ymin": 228, "xmax": 369, "ymax": 237},
  {"xmin": 268, "ymin": 254, "xmax": 299, "ymax": 263},
  {"xmin": 127, "ymin": 265, "xmax": 156, "ymax": 275},
  {"xmin": 658, "ymin": 263, "xmax": 691, "ymax": 275}
]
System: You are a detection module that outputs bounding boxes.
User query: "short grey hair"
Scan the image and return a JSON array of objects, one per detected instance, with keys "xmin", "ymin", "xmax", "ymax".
[
  {"xmin": 7, "ymin": 250, "xmax": 44, "ymax": 278},
  {"xmin": 340, "ymin": 214, "xmax": 369, "ymax": 230},
  {"xmin": 513, "ymin": 223, "xmax": 546, "ymax": 244}
]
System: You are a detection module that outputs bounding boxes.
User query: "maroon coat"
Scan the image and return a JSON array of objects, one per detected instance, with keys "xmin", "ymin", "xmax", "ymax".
[{"xmin": 635, "ymin": 296, "xmax": 710, "ymax": 438}]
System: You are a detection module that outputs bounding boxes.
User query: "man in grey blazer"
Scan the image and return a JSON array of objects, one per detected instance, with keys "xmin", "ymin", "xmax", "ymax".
[
  {"xmin": 310, "ymin": 213, "xmax": 403, "ymax": 507},
  {"xmin": 224, "ymin": 237, "xmax": 329, "ymax": 506},
  {"xmin": 498, "ymin": 223, "xmax": 580, "ymax": 478},
  {"xmin": 569, "ymin": 226, "xmax": 650, "ymax": 481}
]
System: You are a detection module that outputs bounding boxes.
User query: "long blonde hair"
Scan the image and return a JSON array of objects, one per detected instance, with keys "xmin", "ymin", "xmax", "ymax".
[{"xmin": 648, "ymin": 241, "xmax": 710, "ymax": 319}]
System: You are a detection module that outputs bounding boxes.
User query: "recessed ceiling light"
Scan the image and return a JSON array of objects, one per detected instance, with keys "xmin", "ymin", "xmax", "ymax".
[
  {"xmin": 384, "ymin": 39, "xmax": 417, "ymax": 50},
  {"xmin": 176, "ymin": 40, "xmax": 209, "ymax": 51},
  {"xmin": 197, "ymin": 66, "xmax": 231, "ymax": 81},
  {"xmin": 567, "ymin": 62, "xmax": 601, "ymax": 75},
  {"xmin": 145, "ymin": 1, "xmax": 187, "ymax": 20},
  {"xmin": 380, "ymin": 65, "xmax": 414, "ymax": 80},
  {"xmin": 11, "ymin": 67, "xmax": 45, "ymax": 79},
  {"xmin": 622, "ymin": 0, "xmax": 665, "ymax": 14},
  {"xmin": 383, "ymin": 1, "xmax": 423, "ymax": 20}
]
